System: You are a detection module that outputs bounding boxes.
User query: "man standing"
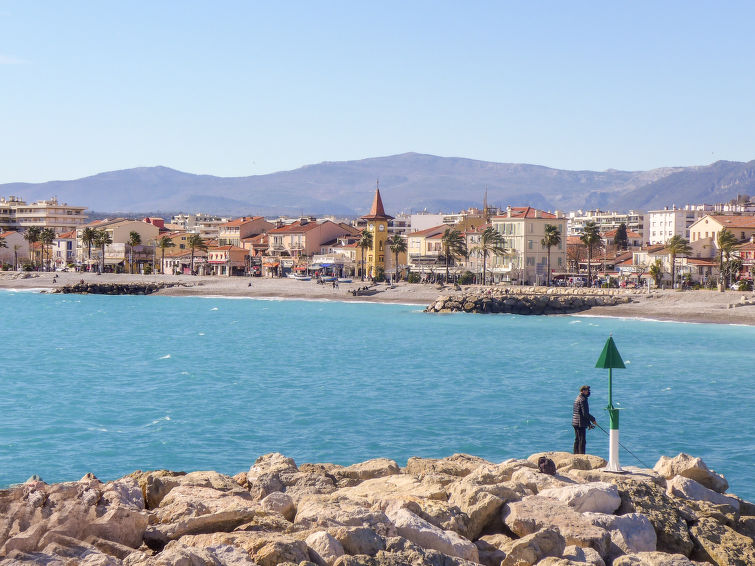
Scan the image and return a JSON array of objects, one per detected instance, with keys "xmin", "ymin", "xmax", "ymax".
[{"xmin": 573, "ymin": 385, "xmax": 597, "ymax": 454}]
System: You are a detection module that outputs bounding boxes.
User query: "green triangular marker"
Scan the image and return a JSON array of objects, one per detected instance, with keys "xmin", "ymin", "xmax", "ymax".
[{"xmin": 595, "ymin": 336, "xmax": 625, "ymax": 369}]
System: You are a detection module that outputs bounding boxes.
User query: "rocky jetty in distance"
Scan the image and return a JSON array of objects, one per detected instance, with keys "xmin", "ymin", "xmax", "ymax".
[
  {"xmin": 52, "ymin": 282, "xmax": 183, "ymax": 295},
  {"xmin": 0, "ymin": 452, "xmax": 752, "ymax": 565},
  {"xmin": 426, "ymin": 288, "xmax": 641, "ymax": 315}
]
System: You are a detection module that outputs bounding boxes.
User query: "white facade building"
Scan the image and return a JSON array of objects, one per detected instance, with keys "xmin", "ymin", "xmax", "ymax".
[
  {"xmin": 646, "ymin": 206, "xmax": 707, "ymax": 244},
  {"xmin": 568, "ymin": 210, "xmax": 645, "ymax": 242}
]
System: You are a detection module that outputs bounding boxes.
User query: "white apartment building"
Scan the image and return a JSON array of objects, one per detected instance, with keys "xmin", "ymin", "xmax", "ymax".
[
  {"xmin": 0, "ymin": 196, "xmax": 88, "ymax": 234},
  {"xmin": 491, "ymin": 207, "xmax": 567, "ymax": 285},
  {"xmin": 646, "ymin": 206, "xmax": 707, "ymax": 244},
  {"xmin": 170, "ymin": 213, "xmax": 230, "ymax": 238},
  {"xmin": 568, "ymin": 210, "xmax": 645, "ymax": 242}
]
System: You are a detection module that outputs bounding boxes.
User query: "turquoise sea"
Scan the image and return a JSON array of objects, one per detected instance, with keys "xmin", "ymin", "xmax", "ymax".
[{"xmin": 0, "ymin": 290, "xmax": 753, "ymax": 501}]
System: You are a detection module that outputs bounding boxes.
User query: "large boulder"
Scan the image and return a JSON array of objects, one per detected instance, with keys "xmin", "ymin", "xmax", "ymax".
[
  {"xmin": 124, "ymin": 541, "xmax": 258, "ymax": 565},
  {"xmin": 405, "ymin": 454, "xmax": 492, "ymax": 477},
  {"xmin": 0, "ymin": 476, "xmax": 148, "ymax": 558},
  {"xmin": 128, "ymin": 470, "xmax": 186, "ymax": 509},
  {"xmin": 563, "ymin": 544, "xmax": 606, "ymax": 565},
  {"xmin": 527, "ymin": 452, "xmax": 607, "ymax": 472},
  {"xmin": 247, "ymin": 453, "xmax": 299, "ymax": 501},
  {"xmin": 654, "ymin": 454, "xmax": 729, "ymax": 494},
  {"xmin": 260, "ymin": 491, "xmax": 295, "ymax": 522},
  {"xmin": 612, "ymin": 551, "xmax": 711, "ymax": 565},
  {"xmin": 306, "ymin": 531, "xmax": 345, "ymax": 565},
  {"xmin": 617, "ymin": 479, "xmax": 694, "ymax": 556},
  {"xmin": 173, "ymin": 531, "xmax": 311, "ymax": 566},
  {"xmin": 584, "ymin": 512, "xmax": 657, "ymax": 561},
  {"xmin": 332, "ymin": 459, "xmax": 400, "ymax": 482},
  {"xmin": 331, "ymin": 526, "xmax": 386, "ymax": 556},
  {"xmin": 666, "ymin": 476, "xmax": 740, "ymax": 516},
  {"xmin": 538, "ymin": 482, "xmax": 621, "ymax": 514},
  {"xmin": 500, "ymin": 527, "xmax": 566, "ymax": 566},
  {"xmin": 385, "ymin": 506, "xmax": 479, "ymax": 563},
  {"xmin": 689, "ymin": 516, "xmax": 755, "ymax": 565},
  {"xmin": 504, "ymin": 496, "xmax": 611, "ymax": 558},
  {"xmin": 510, "ymin": 467, "xmax": 574, "ymax": 494},
  {"xmin": 294, "ymin": 493, "xmax": 392, "ymax": 533}
]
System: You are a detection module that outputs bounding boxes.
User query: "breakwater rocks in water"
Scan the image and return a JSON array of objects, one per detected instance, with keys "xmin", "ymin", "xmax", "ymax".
[
  {"xmin": 1, "ymin": 452, "xmax": 753, "ymax": 565},
  {"xmin": 426, "ymin": 288, "xmax": 641, "ymax": 315},
  {"xmin": 52, "ymin": 282, "xmax": 180, "ymax": 295}
]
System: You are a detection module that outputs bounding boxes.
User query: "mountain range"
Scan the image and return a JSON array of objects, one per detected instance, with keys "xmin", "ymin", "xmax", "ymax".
[{"xmin": 2, "ymin": 153, "xmax": 755, "ymax": 217}]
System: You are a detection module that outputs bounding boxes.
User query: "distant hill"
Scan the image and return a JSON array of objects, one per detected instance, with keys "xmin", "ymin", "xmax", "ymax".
[{"xmin": 2, "ymin": 153, "xmax": 754, "ymax": 217}]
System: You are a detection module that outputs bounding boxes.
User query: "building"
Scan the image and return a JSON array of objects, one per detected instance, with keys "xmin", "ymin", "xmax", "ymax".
[
  {"xmin": 406, "ymin": 225, "xmax": 447, "ymax": 271},
  {"xmin": 491, "ymin": 207, "xmax": 567, "ymax": 285},
  {"xmin": 52, "ymin": 230, "xmax": 77, "ymax": 269},
  {"xmin": 76, "ymin": 219, "xmax": 160, "ymax": 271},
  {"xmin": 207, "ymin": 245, "xmax": 249, "ymax": 276},
  {"xmin": 603, "ymin": 228, "xmax": 644, "ymax": 250},
  {"xmin": 646, "ymin": 207, "xmax": 707, "ymax": 245},
  {"xmin": 169, "ymin": 213, "xmax": 231, "ymax": 238},
  {"xmin": 0, "ymin": 231, "xmax": 30, "ymax": 268},
  {"xmin": 0, "ymin": 196, "xmax": 87, "ymax": 234},
  {"xmin": 359, "ymin": 187, "xmax": 393, "ymax": 279},
  {"xmin": 689, "ymin": 215, "xmax": 755, "ymax": 245},
  {"xmin": 217, "ymin": 217, "xmax": 274, "ymax": 247},
  {"xmin": 266, "ymin": 219, "xmax": 351, "ymax": 259},
  {"xmin": 568, "ymin": 209, "xmax": 645, "ymax": 242}
]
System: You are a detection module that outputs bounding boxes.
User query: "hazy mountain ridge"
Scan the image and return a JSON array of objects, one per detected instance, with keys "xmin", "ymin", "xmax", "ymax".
[{"xmin": 2, "ymin": 153, "xmax": 754, "ymax": 216}]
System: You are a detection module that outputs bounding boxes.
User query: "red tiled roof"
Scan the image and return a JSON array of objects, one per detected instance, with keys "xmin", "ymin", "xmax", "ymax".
[
  {"xmin": 409, "ymin": 225, "xmax": 447, "ymax": 237},
  {"xmin": 706, "ymin": 215, "xmax": 755, "ymax": 229},
  {"xmin": 604, "ymin": 229, "xmax": 643, "ymax": 238},
  {"xmin": 57, "ymin": 231, "xmax": 76, "ymax": 239},
  {"xmin": 223, "ymin": 216, "xmax": 264, "ymax": 227},
  {"xmin": 361, "ymin": 188, "xmax": 393, "ymax": 221},
  {"xmin": 567, "ymin": 236, "xmax": 583, "ymax": 245},
  {"xmin": 208, "ymin": 245, "xmax": 247, "ymax": 252},
  {"xmin": 268, "ymin": 220, "xmax": 322, "ymax": 234},
  {"xmin": 493, "ymin": 207, "xmax": 557, "ymax": 219}
]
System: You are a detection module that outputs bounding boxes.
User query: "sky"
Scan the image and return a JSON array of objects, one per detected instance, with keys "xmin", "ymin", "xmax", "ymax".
[{"xmin": 2, "ymin": 0, "xmax": 755, "ymax": 184}]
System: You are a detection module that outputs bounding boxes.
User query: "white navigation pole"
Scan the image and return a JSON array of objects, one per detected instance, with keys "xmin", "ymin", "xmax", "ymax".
[{"xmin": 595, "ymin": 336, "xmax": 626, "ymax": 473}]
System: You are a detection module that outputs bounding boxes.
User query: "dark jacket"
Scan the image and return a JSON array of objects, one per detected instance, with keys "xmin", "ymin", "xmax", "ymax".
[{"xmin": 572, "ymin": 393, "xmax": 595, "ymax": 428}]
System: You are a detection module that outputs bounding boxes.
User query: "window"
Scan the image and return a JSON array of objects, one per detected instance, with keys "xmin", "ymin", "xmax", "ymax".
[
  {"xmin": 528, "ymin": 240, "xmax": 533, "ymax": 249},
  {"xmin": 558, "ymin": 257, "xmax": 563, "ymax": 266},
  {"xmin": 526, "ymin": 257, "xmax": 535, "ymax": 266}
]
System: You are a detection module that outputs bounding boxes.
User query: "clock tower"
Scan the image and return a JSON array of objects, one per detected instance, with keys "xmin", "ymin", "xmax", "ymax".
[{"xmin": 360, "ymin": 182, "xmax": 393, "ymax": 279}]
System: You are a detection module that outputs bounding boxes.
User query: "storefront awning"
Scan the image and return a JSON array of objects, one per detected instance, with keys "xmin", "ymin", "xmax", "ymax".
[{"xmin": 262, "ymin": 261, "xmax": 279, "ymax": 267}]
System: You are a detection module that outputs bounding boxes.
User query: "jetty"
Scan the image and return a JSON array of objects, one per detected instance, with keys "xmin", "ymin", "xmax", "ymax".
[
  {"xmin": 426, "ymin": 287, "xmax": 643, "ymax": 315},
  {"xmin": 52, "ymin": 282, "xmax": 183, "ymax": 295},
  {"xmin": 0, "ymin": 451, "xmax": 752, "ymax": 565}
]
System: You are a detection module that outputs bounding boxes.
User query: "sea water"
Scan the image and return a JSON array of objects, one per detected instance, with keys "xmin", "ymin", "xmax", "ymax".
[{"xmin": 0, "ymin": 290, "xmax": 753, "ymax": 501}]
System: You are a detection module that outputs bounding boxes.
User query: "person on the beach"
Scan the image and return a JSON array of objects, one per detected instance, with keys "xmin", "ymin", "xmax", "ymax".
[{"xmin": 572, "ymin": 385, "xmax": 596, "ymax": 454}]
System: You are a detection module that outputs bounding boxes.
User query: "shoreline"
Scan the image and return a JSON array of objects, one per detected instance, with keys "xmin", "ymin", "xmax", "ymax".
[{"xmin": 3, "ymin": 271, "xmax": 755, "ymax": 325}]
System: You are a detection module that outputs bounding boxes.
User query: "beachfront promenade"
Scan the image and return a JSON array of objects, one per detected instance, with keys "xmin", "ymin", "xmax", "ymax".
[{"xmin": 3, "ymin": 270, "xmax": 755, "ymax": 325}]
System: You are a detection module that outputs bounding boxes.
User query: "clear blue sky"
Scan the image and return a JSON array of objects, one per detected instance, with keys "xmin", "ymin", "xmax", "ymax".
[{"xmin": 2, "ymin": 0, "xmax": 755, "ymax": 183}]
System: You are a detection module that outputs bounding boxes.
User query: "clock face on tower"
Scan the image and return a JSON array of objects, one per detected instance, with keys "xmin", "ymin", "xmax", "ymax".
[{"xmin": 378, "ymin": 224, "xmax": 385, "ymax": 231}]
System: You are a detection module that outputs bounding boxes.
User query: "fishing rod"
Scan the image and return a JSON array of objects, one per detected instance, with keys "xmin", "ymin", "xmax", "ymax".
[{"xmin": 593, "ymin": 422, "xmax": 651, "ymax": 469}]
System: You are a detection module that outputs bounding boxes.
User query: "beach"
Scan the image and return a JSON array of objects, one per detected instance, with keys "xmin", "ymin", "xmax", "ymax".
[{"xmin": 2, "ymin": 270, "xmax": 755, "ymax": 325}]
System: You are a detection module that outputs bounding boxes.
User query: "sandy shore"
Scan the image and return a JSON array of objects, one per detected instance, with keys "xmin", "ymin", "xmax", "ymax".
[{"xmin": 3, "ymin": 271, "xmax": 755, "ymax": 325}]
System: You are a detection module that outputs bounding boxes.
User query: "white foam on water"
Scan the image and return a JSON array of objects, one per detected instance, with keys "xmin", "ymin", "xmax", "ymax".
[{"xmin": 159, "ymin": 354, "xmax": 171, "ymax": 359}]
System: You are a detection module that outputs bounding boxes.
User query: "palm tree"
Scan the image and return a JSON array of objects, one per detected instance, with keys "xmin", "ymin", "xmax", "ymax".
[
  {"xmin": 470, "ymin": 226, "xmax": 506, "ymax": 285},
  {"xmin": 81, "ymin": 226, "xmax": 97, "ymax": 270},
  {"xmin": 648, "ymin": 259, "xmax": 663, "ymax": 288},
  {"xmin": 127, "ymin": 231, "xmax": 142, "ymax": 274},
  {"xmin": 187, "ymin": 233, "xmax": 207, "ymax": 275},
  {"xmin": 665, "ymin": 235, "xmax": 692, "ymax": 289},
  {"xmin": 157, "ymin": 236, "xmax": 176, "ymax": 274},
  {"xmin": 579, "ymin": 221, "xmax": 602, "ymax": 286},
  {"xmin": 92, "ymin": 229, "xmax": 112, "ymax": 273},
  {"xmin": 23, "ymin": 226, "xmax": 41, "ymax": 268},
  {"xmin": 716, "ymin": 228, "xmax": 737, "ymax": 291},
  {"xmin": 388, "ymin": 233, "xmax": 407, "ymax": 281},
  {"xmin": 40, "ymin": 228, "xmax": 55, "ymax": 271},
  {"xmin": 541, "ymin": 224, "xmax": 562, "ymax": 287},
  {"xmin": 441, "ymin": 228, "xmax": 467, "ymax": 284},
  {"xmin": 357, "ymin": 229, "xmax": 373, "ymax": 281}
]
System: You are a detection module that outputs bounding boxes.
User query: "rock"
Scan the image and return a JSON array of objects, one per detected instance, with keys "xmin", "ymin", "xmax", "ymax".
[
  {"xmin": 474, "ymin": 537, "xmax": 508, "ymax": 566},
  {"xmin": 405, "ymin": 453, "xmax": 492, "ymax": 477},
  {"xmin": 565, "ymin": 466, "xmax": 665, "ymax": 488},
  {"xmin": 385, "ymin": 506, "xmax": 479, "ymax": 563},
  {"xmin": 500, "ymin": 527, "xmax": 565, "ymax": 566},
  {"xmin": 175, "ymin": 531, "xmax": 311, "ymax": 566},
  {"xmin": 124, "ymin": 541, "xmax": 258, "ymax": 565},
  {"xmin": 333, "ymin": 459, "xmax": 400, "ymax": 482},
  {"xmin": 654, "ymin": 454, "xmax": 729, "ymax": 494},
  {"xmin": 667, "ymin": 476, "xmax": 740, "ymax": 516},
  {"xmin": 563, "ymin": 544, "xmax": 606, "ymax": 565},
  {"xmin": 527, "ymin": 451, "xmax": 607, "ymax": 472},
  {"xmin": 294, "ymin": 493, "xmax": 391, "ymax": 531},
  {"xmin": 504, "ymin": 496, "xmax": 611, "ymax": 558},
  {"xmin": 261, "ymin": 491, "xmax": 296, "ymax": 521},
  {"xmin": 584, "ymin": 512, "xmax": 657, "ymax": 561},
  {"xmin": 689, "ymin": 516, "xmax": 755, "ymax": 565},
  {"xmin": 538, "ymin": 482, "xmax": 621, "ymax": 514},
  {"xmin": 306, "ymin": 531, "xmax": 345, "ymax": 565},
  {"xmin": 247, "ymin": 453, "xmax": 299, "ymax": 501},
  {"xmin": 612, "ymin": 551, "xmax": 710, "ymax": 565},
  {"xmin": 617, "ymin": 480, "xmax": 694, "ymax": 556},
  {"xmin": 510, "ymin": 467, "xmax": 574, "ymax": 493},
  {"xmin": 331, "ymin": 526, "xmax": 385, "ymax": 556},
  {"xmin": 128, "ymin": 470, "xmax": 186, "ymax": 509}
]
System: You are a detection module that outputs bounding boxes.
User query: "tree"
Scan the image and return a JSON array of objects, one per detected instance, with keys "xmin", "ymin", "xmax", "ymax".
[
  {"xmin": 187, "ymin": 233, "xmax": 207, "ymax": 275},
  {"xmin": 614, "ymin": 223, "xmax": 629, "ymax": 251},
  {"xmin": 648, "ymin": 259, "xmax": 663, "ymax": 288},
  {"xmin": 23, "ymin": 226, "xmax": 41, "ymax": 268},
  {"xmin": 579, "ymin": 221, "xmax": 602, "ymax": 286},
  {"xmin": 388, "ymin": 233, "xmax": 407, "ymax": 281},
  {"xmin": 716, "ymin": 228, "xmax": 737, "ymax": 291},
  {"xmin": 665, "ymin": 235, "xmax": 692, "ymax": 289},
  {"xmin": 441, "ymin": 228, "xmax": 467, "ymax": 284},
  {"xmin": 541, "ymin": 224, "xmax": 562, "ymax": 287},
  {"xmin": 81, "ymin": 227, "xmax": 97, "ymax": 269},
  {"xmin": 157, "ymin": 236, "xmax": 176, "ymax": 274},
  {"xmin": 40, "ymin": 228, "xmax": 55, "ymax": 271},
  {"xmin": 470, "ymin": 226, "xmax": 506, "ymax": 285},
  {"xmin": 92, "ymin": 229, "xmax": 112, "ymax": 273},
  {"xmin": 357, "ymin": 229, "xmax": 373, "ymax": 280},
  {"xmin": 127, "ymin": 231, "xmax": 142, "ymax": 274}
]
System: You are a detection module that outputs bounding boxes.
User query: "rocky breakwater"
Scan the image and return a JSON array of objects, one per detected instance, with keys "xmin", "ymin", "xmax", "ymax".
[
  {"xmin": 426, "ymin": 288, "xmax": 641, "ymax": 315},
  {"xmin": 1, "ymin": 452, "xmax": 753, "ymax": 566},
  {"xmin": 53, "ymin": 282, "xmax": 179, "ymax": 295}
]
